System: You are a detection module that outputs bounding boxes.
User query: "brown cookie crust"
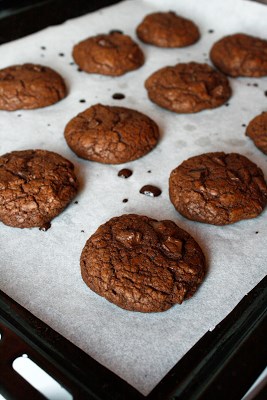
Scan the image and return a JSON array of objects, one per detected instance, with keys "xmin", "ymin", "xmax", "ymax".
[
  {"xmin": 145, "ymin": 62, "xmax": 231, "ymax": 113},
  {"xmin": 246, "ymin": 112, "xmax": 267, "ymax": 155},
  {"xmin": 169, "ymin": 152, "xmax": 267, "ymax": 225},
  {"xmin": 72, "ymin": 32, "xmax": 144, "ymax": 76},
  {"xmin": 64, "ymin": 104, "xmax": 159, "ymax": 164},
  {"xmin": 210, "ymin": 33, "xmax": 267, "ymax": 77},
  {"xmin": 136, "ymin": 11, "xmax": 200, "ymax": 48},
  {"xmin": 0, "ymin": 150, "xmax": 78, "ymax": 228},
  {"xmin": 80, "ymin": 214, "xmax": 206, "ymax": 312},
  {"xmin": 0, "ymin": 64, "xmax": 67, "ymax": 111}
]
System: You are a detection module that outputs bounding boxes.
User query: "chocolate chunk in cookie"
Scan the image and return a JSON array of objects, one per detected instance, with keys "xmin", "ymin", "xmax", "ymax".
[
  {"xmin": 210, "ymin": 33, "xmax": 267, "ymax": 77},
  {"xmin": 246, "ymin": 112, "xmax": 267, "ymax": 154},
  {"xmin": 136, "ymin": 11, "xmax": 200, "ymax": 48},
  {"xmin": 64, "ymin": 104, "xmax": 159, "ymax": 164},
  {"xmin": 0, "ymin": 150, "xmax": 78, "ymax": 228},
  {"xmin": 81, "ymin": 214, "xmax": 206, "ymax": 312},
  {"xmin": 169, "ymin": 152, "xmax": 267, "ymax": 225},
  {"xmin": 145, "ymin": 62, "xmax": 231, "ymax": 113},
  {"xmin": 0, "ymin": 64, "xmax": 67, "ymax": 111},
  {"xmin": 72, "ymin": 32, "xmax": 144, "ymax": 76}
]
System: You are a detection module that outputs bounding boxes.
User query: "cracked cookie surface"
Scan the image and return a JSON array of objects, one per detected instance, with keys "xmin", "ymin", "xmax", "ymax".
[
  {"xmin": 0, "ymin": 149, "xmax": 78, "ymax": 228},
  {"xmin": 145, "ymin": 62, "xmax": 231, "ymax": 113},
  {"xmin": 246, "ymin": 112, "xmax": 267, "ymax": 155},
  {"xmin": 210, "ymin": 33, "xmax": 267, "ymax": 77},
  {"xmin": 80, "ymin": 214, "xmax": 206, "ymax": 312},
  {"xmin": 136, "ymin": 11, "xmax": 200, "ymax": 48},
  {"xmin": 64, "ymin": 104, "xmax": 159, "ymax": 164},
  {"xmin": 72, "ymin": 32, "xmax": 144, "ymax": 76},
  {"xmin": 169, "ymin": 152, "xmax": 267, "ymax": 225},
  {"xmin": 0, "ymin": 64, "xmax": 67, "ymax": 111}
]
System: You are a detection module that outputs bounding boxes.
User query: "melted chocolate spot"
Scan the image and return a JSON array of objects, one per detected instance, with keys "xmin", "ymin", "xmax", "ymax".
[
  {"xmin": 109, "ymin": 29, "xmax": 123, "ymax": 34},
  {"xmin": 140, "ymin": 185, "xmax": 162, "ymax": 197},
  {"xmin": 253, "ymin": 83, "xmax": 258, "ymax": 87},
  {"xmin": 77, "ymin": 67, "xmax": 83, "ymax": 72},
  {"xmin": 112, "ymin": 93, "xmax": 125, "ymax": 100},
  {"xmin": 147, "ymin": 170, "xmax": 151, "ymax": 173},
  {"xmin": 122, "ymin": 198, "xmax": 128, "ymax": 203},
  {"xmin": 81, "ymin": 230, "xmax": 84, "ymax": 233},
  {"xmin": 264, "ymin": 90, "xmax": 267, "ymax": 97},
  {"xmin": 116, "ymin": 229, "xmax": 142, "ymax": 247},
  {"xmin": 225, "ymin": 103, "xmax": 229, "ymax": 107},
  {"xmin": 39, "ymin": 222, "xmax": 51, "ymax": 231},
  {"xmin": 118, "ymin": 168, "xmax": 132, "ymax": 178},
  {"xmin": 79, "ymin": 99, "xmax": 86, "ymax": 103},
  {"xmin": 255, "ymin": 231, "xmax": 259, "ymax": 234},
  {"xmin": 59, "ymin": 52, "xmax": 65, "ymax": 57},
  {"xmin": 74, "ymin": 201, "xmax": 78, "ymax": 204},
  {"xmin": 41, "ymin": 46, "xmax": 46, "ymax": 50},
  {"xmin": 242, "ymin": 124, "xmax": 246, "ymax": 127},
  {"xmin": 208, "ymin": 29, "xmax": 214, "ymax": 33}
]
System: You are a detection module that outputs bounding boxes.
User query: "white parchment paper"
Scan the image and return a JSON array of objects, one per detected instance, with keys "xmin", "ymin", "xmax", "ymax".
[{"xmin": 0, "ymin": 0, "xmax": 267, "ymax": 395}]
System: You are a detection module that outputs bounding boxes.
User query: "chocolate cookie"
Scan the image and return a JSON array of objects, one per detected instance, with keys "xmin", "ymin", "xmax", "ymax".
[
  {"xmin": 0, "ymin": 64, "xmax": 67, "ymax": 111},
  {"xmin": 136, "ymin": 11, "xmax": 200, "ymax": 48},
  {"xmin": 210, "ymin": 33, "xmax": 267, "ymax": 77},
  {"xmin": 72, "ymin": 32, "xmax": 144, "ymax": 76},
  {"xmin": 0, "ymin": 150, "xmax": 78, "ymax": 228},
  {"xmin": 64, "ymin": 104, "xmax": 159, "ymax": 164},
  {"xmin": 246, "ymin": 112, "xmax": 267, "ymax": 155},
  {"xmin": 80, "ymin": 214, "xmax": 206, "ymax": 312},
  {"xmin": 169, "ymin": 152, "xmax": 267, "ymax": 225},
  {"xmin": 145, "ymin": 62, "xmax": 231, "ymax": 113}
]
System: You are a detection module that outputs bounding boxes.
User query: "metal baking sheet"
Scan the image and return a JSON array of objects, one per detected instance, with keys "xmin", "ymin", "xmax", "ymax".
[{"xmin": 2, "ymin": 2, "xmax": 266, "ymax": 398}]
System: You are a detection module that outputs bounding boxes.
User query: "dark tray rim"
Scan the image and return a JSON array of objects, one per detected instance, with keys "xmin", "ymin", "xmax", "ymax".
[
  {"xmin": 0, "ymin": 1, "xmax": 266, "ymax": 399},
  {"xmin": 1, "ymin": 277, "xmax": 266, "ymax": 400}
]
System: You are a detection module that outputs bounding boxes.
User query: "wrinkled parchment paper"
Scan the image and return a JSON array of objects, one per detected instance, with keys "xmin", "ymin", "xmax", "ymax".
[{"xmin": 0, "ymin": 0, "xmax": 267, "ymax": 395}]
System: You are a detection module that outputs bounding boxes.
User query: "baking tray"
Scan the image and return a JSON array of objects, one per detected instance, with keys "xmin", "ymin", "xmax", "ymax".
[
  {"xmin": 1, "ymin": 279, "xmax": 266, "ymax": 400},
  {"xmin": 0, "ymin": 1, "xmax": 266, "ymax": 399}
]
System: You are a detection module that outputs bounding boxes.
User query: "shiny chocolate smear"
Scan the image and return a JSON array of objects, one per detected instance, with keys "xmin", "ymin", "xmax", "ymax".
[
  {"xmin": 139, "ymin": 185, "xmax": 162, "ymax": 197},
  {"xmin": 109, "ymin": 30, "xmax": 124, "ymax": 34},
  {"xmin": 112, "ymin": 93, "xmax": 125, "ymax": 100},
  {"xmin": 39, "ymin": 222, "xmax": 51, "ymax": 231},
  {"xmin": 118, "ymin": 168, "xmax": 132, "ymax": 178}
]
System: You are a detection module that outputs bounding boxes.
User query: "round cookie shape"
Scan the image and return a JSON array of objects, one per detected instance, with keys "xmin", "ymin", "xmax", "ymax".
[
  {"xmin": 0, "ymin": 149, "xmax": 78, "ymax": 228},
  {"xmin": 80, "ymin": 214, "xmax": 206, "ymax": 312},
  {"xmin": 145, "ymin": 62, "xmax": 231, "ymax": 113},
  {"xmin": 64, "ymin": 104, "xmax": 159, "ymax": 164},
  {"xmin": 72, "ymin": 32, "xmax": 144, "ymax": 76},
  {"xmin": 210, "ymin": 33, "xmax": 267, "ymax": 77},
  {"xmin": 0, "ymin": 64, "xmax": 67, "ymax": 111},
  {"xmin": 246, "ymin": 112, "xmax": 267, "ymax": 155},
  {"xmin": 169, "ymin": 152, "xmax": 267, "ymax": 225},
  {"xmin": 136, "ymin": 11, "xmax": 200, "ymax": 48}
]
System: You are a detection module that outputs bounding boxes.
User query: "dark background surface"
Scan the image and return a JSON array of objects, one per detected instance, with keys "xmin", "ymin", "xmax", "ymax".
[
  {"xmin": 0, "ymin": 1, "xmax": 266, "ymax": 399},
  {"xmin": 0, "ymin": 0, "xmax": 122, "ymax": 43}
]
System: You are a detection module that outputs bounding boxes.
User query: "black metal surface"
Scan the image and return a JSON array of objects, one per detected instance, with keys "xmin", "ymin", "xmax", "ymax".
[
  {"xmin": 0, "ymin": 290, "xmax": 143, "ymax": 400},
  {"xmin": 0, "ymin": 323, "xmax": 48, "ymax": 400},
  {"xmin": 0, "ymin": 0, "xmax": 122, "ymax": 44},
  {"xmin": 0, "ymin": 1, "xmax": 266, "ymax": 399},
  {"xmin": 254, "ymin": 385, "xmax": 267, "ymax": 400},
  {"xmin": 1, "ymin": 277, "xmax": 266, "ymax": 400}
]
